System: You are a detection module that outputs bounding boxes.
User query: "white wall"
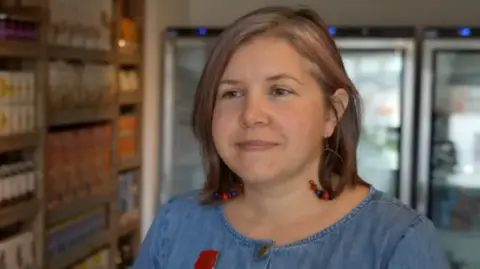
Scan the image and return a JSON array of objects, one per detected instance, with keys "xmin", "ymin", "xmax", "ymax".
[
  {"xmin": 189, "ymin": 0, "xmax": 480, "ymax": 26},
  {"xmin": 141, "ymin": 0, "xmax": 189, "ymax": 238}
]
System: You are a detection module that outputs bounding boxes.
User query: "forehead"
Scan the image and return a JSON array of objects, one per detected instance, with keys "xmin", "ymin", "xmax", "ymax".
[{"xmin": 221, "ymin": 36, "xmax": 312, "ymax": 80}]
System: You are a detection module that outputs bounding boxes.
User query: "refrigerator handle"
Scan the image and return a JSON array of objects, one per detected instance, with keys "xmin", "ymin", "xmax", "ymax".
[
  {"xmin": 399, "ymin": 41, "xmax": 416, "ymax": 206},
  {"xmin": 416, "ymin": 41, "xmax": 435, "ymax": 215},
  {"xmin": 159, "ymin": 40, "xmax": 176, "ymax": 205}
]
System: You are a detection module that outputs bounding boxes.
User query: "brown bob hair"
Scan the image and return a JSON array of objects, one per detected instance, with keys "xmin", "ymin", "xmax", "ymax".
[{"xmin": 191, "ymin": 6, "xmax": 365, "ymax": 204}]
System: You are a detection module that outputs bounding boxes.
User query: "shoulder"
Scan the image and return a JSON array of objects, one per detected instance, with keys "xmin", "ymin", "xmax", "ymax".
[
  {"xmin": 363, "ymin": 189, "xmax": 426, "ymax": 231},
  {"xmin": 385, "ymin": 213, "xmax": 449, "ymax": 268},
  {"xmin": 156, "ymin": 190, "xmax": 217, "ymax": 228},
  {"xmin": 357, "ymin": 189, "xmax": 448, "ymax": 268},
  {"xmin": 160, "ymin": 189, "xmax": 205, "ymax": 213},
  {"xmin": 343, "ymin": 189, "xmax": 427, "ymax": 246},
  {"xmin": 133, "ymin": 190, "xmax": 218, "ymax": 268}
]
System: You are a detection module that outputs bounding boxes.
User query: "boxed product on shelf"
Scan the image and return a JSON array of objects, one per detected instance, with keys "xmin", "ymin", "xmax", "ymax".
[
  {"xmin": 84, "ymin": 64, "xmax": 116, "ymax": 105},
  {"xmin": 72, "ymin": 248, "xmax": 110, "ymax": 269},
  {"xmin": 117, "ymin": 115, "xmax": 137, "ymax": 161},
  {"xmin": 118, "ymin": 137, "xmax": 136, "ymax": 162},
  {"xmin": 0, "ymin": 71, "xmax": 36, "ymax": 136},
  {"xmin": 48, "ymin": 0, "xmax": 113, "ymax": 50},
  {"xmin": 118, "ymin": 115, "xmax": 136, "ymax": 137},
  {"xmin": 119, "ymin": 70, "xmax": 139, "ymax": 93},
  {"xmin": 46, "ymin": 125, "xmax": 112, "ymax": 210},
  {"xmin": 0, "ymin": 167, "xmax": 35, "ymax": 206},
  {"xmin": 119, "ymin": 17, "xmax": 139, "ymax": 53},
  {"xmin": 0, "ymin": 231, "xmax": 35, "ymax": 269},
  {"xmin": 0, "ymin": 12, "xmax": 38, "ymax": 41},
  {"xmin": 0, "ymin": 152, "xmax": 35, "ymax": 206},
  {"xmin": 117, "ymin": 170, "xmax": 138, "ymax": 216},
  {"xmin": 48, "ymin": 61, "xmax": 116, "ymax": 110},
  {"xmin": 47, "ymin": 207, "xmax": 107, "ymax": 262}
]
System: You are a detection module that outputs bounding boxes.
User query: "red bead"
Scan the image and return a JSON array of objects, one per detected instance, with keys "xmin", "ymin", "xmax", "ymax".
[
  {"xmin": 322, "ymin": 192, "xmax": 330, "ymax": 200},
  {"xmin": 234, "ymin": 185, "xmax": 242, "ymax": 192},
  {"xmin": 222, "ymin": 193, "xmax": 229, "ymax": 200}
]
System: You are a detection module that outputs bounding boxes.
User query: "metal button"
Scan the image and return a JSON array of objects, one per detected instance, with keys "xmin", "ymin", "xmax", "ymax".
[{"xmin": 257, "ymin": 244, "xmax": 271, "ymax": 258}]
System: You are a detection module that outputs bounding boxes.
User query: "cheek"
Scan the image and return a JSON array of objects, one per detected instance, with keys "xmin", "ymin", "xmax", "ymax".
[
  {"xmin": 212, "ymin": 107, "xmax": 234, "ymax": 151},
  {"xmin": 280, "ymin": 101, "xmax": 326, "ymax": 144}
]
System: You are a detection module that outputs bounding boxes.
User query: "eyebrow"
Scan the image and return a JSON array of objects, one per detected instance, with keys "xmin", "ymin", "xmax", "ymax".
[
  {"xmin": 219, "ymin": 73, "xmax": 303, "ymax": 86},
  {"xmin": 266, "ymin": 73, "xmax": 303, "ymax": 85}
]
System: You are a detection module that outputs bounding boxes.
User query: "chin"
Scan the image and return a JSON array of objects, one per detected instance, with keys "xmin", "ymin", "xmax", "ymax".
[{"xmin": 234, "ymin": 169, "xmax": 280, "ymax": 185}]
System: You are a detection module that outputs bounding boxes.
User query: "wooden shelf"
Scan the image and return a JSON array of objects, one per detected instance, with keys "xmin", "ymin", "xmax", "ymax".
[
  {"xmin": 0, "ymin": 40, "xmax": 41, "ymax": 58},
  {"xmin": 47, "ymin": 195, "xmax": 110, "ymax": 226},
  {"xmin": 0, "ymin": 199, "xmax": 39, "ymax": 228},
  {"xmin": 119, "ymin": 91, "xmax": 142, "ymax": 105},
  {"xmin": 48, "ymin": 106, "xmax": 116, "ymax": 126},
  {"xmin": 0, "ymin": 132, "xmax": 38, "ymax": 152},
  {"xmin": 48, "ymin": 231, "xmax": 109, "ymax": 269},
  {"xmin": 0, "ymin": 1, "xmax": 145, "ymax": 268},
  {"xmin": 0, "ymin": 6, "xmax": 43, "ymax": 21},
  {"xmin": 119, "ymin": 52, "xmax": 141, "ymax": 65},
  {"xmin": 118, "ymin": 156, "xmax": 141, "ymax": 172},
  {"xmin": 48, "ymin": 46, "xmax": 114, "ymax": 62}
]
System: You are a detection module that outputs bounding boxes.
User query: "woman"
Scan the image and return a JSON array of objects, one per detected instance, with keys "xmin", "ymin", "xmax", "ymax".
[{"xmin": 134, "ymin": 6, "xmax": 449, "ymax": 269}]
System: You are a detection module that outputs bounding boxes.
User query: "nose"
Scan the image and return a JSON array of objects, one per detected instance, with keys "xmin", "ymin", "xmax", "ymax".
[{"xmin": 240, "ymin": 94, "xmax": 269, "ymax": 128}]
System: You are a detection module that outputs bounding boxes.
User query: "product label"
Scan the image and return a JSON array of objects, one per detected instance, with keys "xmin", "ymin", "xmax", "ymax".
[
  {"xmin": 0, "ymin": 79, "xmax": 11, "ymax": 101},
  {"xmin": 0, "ymin": 109, "xmax": 8, "ymax": 133}
]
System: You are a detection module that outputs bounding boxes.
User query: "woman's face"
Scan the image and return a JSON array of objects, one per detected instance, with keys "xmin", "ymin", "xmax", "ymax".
[{"xmin": 212, "ymin": 36, "xmax": 340, "ymax": 185}]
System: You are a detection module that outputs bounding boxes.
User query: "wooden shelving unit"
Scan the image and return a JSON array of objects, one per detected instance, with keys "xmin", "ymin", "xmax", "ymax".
[
  {"xmin": 118, "ymin": 155, "xmax": 141, "ymax": 172},
  {"xmin": 0, "ymin": 198, "xmax": 39, "ymax": 227},
  {"xmin": 0, "ymin": 132, "xmax": 38, "ymax": 152},
  {"xmin": 119, "ymin": 52, "xmax": 141, "ymax": 66},
  {"xmin": 48, "ymin": 106, "xmax": 117, "ymax": 126},
  {"xmin": 46, "ymin": 194, "xmax": 111, "ymax": 226},
  {"xmin": 119, "ymin": 90, "xmax": 142, "ymax": 105},
  {"xmin": 48, "ymin": 46, "xmax": 115, "ymax": 62},
  {"xmin": 0, "ymin": 0, "xmax": 144, "ymax": 268},
  {"xmin": 47, "ymin": 231, "xmax": 110, "ymax": 269},
  {"xmin": 0, "ymin": 40, "xmax": 41, "ymax": 57}
]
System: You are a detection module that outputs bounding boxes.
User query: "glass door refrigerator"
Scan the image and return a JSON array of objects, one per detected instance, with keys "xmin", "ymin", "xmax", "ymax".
[
  {"xmin": 159, "ymin": 28, "xmax": 221, "ymax": 204},
  {"xmin": 417, "ymin": 27, "xmax": 480, "ymax": 269},
  {"xmin": 331, "ymin": 27, "xmax": 417, "ymax": 205}
]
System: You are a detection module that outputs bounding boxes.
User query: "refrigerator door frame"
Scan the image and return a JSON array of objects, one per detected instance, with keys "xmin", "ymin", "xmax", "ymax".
[
  {"xmin": 335, "ymin": 38, "xmax": 417, "ymax": 206},
  {"xmin": 416, "ymin": 39, "xmax": 480, "ymax": 215},
  {"xmin": 159, "ymin": 37, "xmax": 217, "ymax": 205}
]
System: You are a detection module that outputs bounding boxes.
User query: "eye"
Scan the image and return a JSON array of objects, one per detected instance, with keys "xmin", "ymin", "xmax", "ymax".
[
  {"xmin": 270, "ymin": 86, "xmax": 293, "ymax": 96},
  {"xmin": 220, "ymin": 90, "xmax": 242, "ymax": 99}
]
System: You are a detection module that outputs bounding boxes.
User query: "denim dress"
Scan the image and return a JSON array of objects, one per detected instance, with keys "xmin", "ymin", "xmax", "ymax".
[{"xmin": 133, "ymin": 188, "xmax": 450, "ymax": 269}]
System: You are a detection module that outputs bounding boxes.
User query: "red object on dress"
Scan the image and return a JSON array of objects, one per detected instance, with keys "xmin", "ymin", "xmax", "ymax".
[{"xmin": 195, "ymin": 250, "xmax": 219, "ymax": 269}]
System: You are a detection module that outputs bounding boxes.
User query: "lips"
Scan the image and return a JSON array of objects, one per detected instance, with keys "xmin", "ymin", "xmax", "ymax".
[{"xmin": 236, "ymin": 140, "xmax": 279, "ymax": 151}]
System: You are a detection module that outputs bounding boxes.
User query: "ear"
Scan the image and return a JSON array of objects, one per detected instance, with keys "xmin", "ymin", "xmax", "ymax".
[{"xmin": 324, "ymin": 88, "xmax": 349, "ymax": 138}]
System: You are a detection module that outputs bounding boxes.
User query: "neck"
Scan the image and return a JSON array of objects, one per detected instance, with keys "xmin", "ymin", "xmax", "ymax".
[{"xmin": 239, "ymin": 168, "xmax": 328, "ymax": 224}]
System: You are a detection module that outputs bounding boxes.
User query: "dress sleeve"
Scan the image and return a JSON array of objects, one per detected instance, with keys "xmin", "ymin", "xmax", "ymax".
[
  {"xmin": 386, "ymin": 216, "xmax": 450, "ymax": 269},
  {"xmin": 133, "ymin": 197, "xmax": 179, "ymax": 269}
]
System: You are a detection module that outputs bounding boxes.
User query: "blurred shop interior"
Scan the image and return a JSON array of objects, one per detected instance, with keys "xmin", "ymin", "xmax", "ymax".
[{"xmin": 0, "ymin": 0, "xmax": 478, "ymax": 268}]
